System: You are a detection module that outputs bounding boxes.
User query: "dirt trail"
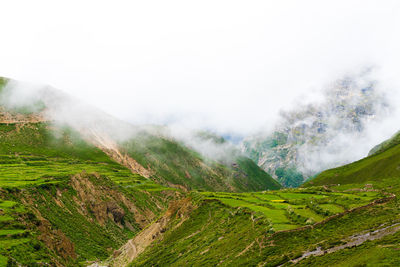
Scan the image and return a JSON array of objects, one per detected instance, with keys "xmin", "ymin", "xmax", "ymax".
[
  {"xmin": 104, "ymin": 198, "xmax": 193, "ymax": 267},
  {"xmin": 290, "ymin": 222, "xmax": 400, "ymax": 265},
  {"xmin": 110, "ymin": 219, "xmax": 166, "ymax": 266}
]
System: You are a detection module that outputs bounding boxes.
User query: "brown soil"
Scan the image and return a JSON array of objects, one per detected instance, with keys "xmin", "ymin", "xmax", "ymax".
[
  {"xmin": 107, "ymin": 197, "xmax": 193, "ymax": 267},
  {"xmin": 0, "ymin": 109, "xmax": 46, "ymax": 124},
  {"xmin": 70, "ymin": 172, "xmax": 155, "ymax": 228},
  {"xmin": 37, "ymin": 218, "xmax": 77, "ymax": 262},
  {"xmin": 84, "ymin": 128, "xmax": 152, "ymax": 179},
  {"xmin": 18, "ymin": 196, "xmax": 77, "ymax": 264}
]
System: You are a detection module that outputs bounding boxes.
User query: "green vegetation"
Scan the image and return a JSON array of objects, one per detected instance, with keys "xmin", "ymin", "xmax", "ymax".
[
  {"xmin": 243, "ymin": 132, "xmax": 308, "ymax": 188},
  {"xmin": 121, "ymin": 133, "xmax": 281, "ymax": 192},
  {"xmin": 194, "ymin": 131, "xmax": 226, "ymax": 144},
  {"xmin": 201, "ymin": 188, "xmax": 382, "ymax": 231},
  {"xmin": 0, "ymin": 197, "xmax": 56, "ymax": 266},
  {"xmin": 131, "ymin": 200, "xmax": 272, "ymax": 267},
  {"xmin": 242, "ymin": 132, "xmax": 288, "ymax": 163},
  {"xmin": 0, "ymin": 122, "xmax": 175, "ymax": 265},
  {"xmin": 304, "ymin": 130, "xmax": 400, "ymax": 187},
  {"xmin": 131, "ymin": 180, "xmax": 400, "ymax": 267},
  {"xmin": 2, "ymin": 78, "xmax": 400, "ymax": 266},
  {"xmin": 235, "ymin": 157, "xmax": 282, "ymax": 191},
  {"xmin": 286, "ymin": 131, "xmax": 400, "ymax": 264},
  {"xmin": 0, "ymin": 108, "xmax": 278, "ymax": 264},
  {"xmin": 0, "ymin": 123, "xmax": 168, "ymax": 189},
  {"xmin": 130, "ymin": 128, "xmax": 400, "ymax": 266},
  {"xmin": 297, "ymin": 231, "xmax": 400, "ymax": 266},
  {"xmin": 1, "ymin": 119, "xmax": 392, "ymax": 266},
  {"xmin": 20, "ymin": 172, "xmax": 174, "ymax": 263},
  {"xmin": 369, "ymin": 130, "xmax": 400, "ymax": 156},
  {"xmin": 275, "ymin": 167, "xmax": 304, "ymax": 188}
]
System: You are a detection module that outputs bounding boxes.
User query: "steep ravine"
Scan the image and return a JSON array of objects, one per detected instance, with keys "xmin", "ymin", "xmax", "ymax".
[
  {"xmin": 90, "ymin": 197, "xmax": 193, "ymax": 267},
  {"xmin": 85, "ymin": 128, "xmax": 153, "ymax": 179}
]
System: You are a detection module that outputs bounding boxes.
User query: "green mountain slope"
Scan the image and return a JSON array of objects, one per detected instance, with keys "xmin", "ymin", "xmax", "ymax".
[
  {"xmin": 128, "ymin": 183, "xmax": 400, "ymax": 267},
  {"xmin": 125, "ymin": 138, "xmax": 400, "ymax": 266},
  {"xmin": 0, "ymin": 78, "xmax": 280, "ymax": 264},
  {"xmin": 0, "ymin": 121, "xmax": 177, "ymax": 265},
  {"xmin": 0, "ymin": 77, "xmax": 280, "ymax": 193},
  {"xmin": 303, "ymin": 131, "xmax": 400, "ymax": 187},
  {"xmin": 121, "ymin": 131, "xmax": 281, "ymax": 192},
  {"xmin": 124, "ymin": 133, "xmax": 400, "ymax": 266},
  {"xmin": 369, "ymin": 131, "xmax": 400, "ymax": 156}
]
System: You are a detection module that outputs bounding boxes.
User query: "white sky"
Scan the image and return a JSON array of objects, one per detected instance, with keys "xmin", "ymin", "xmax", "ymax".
[{"xmin": 1, "ymin": 0, "xmax": 400, "ymax": 135}]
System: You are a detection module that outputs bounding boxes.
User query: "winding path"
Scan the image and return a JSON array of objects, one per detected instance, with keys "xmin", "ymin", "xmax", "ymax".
[{"xmin": 291, "ymin": 222, "xmax": 400, "ymax": 264}]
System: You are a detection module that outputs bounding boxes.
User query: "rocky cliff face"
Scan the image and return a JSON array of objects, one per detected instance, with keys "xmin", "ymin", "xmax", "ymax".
[{"xmin": 242, "ymin": 74, "xmax": 390, "ymax": 187}]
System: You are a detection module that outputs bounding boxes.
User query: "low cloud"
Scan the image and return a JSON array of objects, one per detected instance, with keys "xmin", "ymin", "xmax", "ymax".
[{"xmin": 1, "ymin": 1, "xmax": 400, "ymax": 170}]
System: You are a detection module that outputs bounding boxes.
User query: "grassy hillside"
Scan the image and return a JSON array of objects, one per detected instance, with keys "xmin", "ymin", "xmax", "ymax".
[
  {"xmin": 0, "ymin": 122, "xmax": 176, "ymax": 265},
  {"xmin": 0, "ymin": 120, "xmax": 278, "ymax": 265},
  {"xmin": 121, "ymin": 132, "xmax": 281, "ymax": 192},
  {"xmin": 303, "ymin": 132, "xmax": 400, "ymax": 187},
  {"xmin": 0, "ymin": 77, "xmax": 281, "ymax": 264},
  {"xmin": 201, "ymin": 189, "xmax": 382, "ymax": 231},
  {"xmin": 128, "ymin": 130, "xmax": 400, "ymax": 266},
  {"xmin": 369, "ymin": 131, "xmax": 400, "ymax": 156},
  {"xmin": 0, "ymin": 77, "xmax": 280, "ymax": 193},
  {"xmin": 0, "ymin": 78, "xmax": 280, "ymax": 264},
  {"xmin": 130, "ymin": 181, "xmax": 400, "ymax": 266}
]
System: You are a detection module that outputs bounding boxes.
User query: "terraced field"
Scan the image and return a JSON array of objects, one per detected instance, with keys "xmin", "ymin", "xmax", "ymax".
[
  {"xmin": 202, "ymin": 189, "xmax": 384, "ymax": 231},
  {"xmin": 0, "ymin": 122, "xmax": 176, "ymax": 265},
  {"xmin": 0, "ymin": 122, "xmax": 171, "ymax": 192},
  {"xmin": 0, "ymin": 198, "xmax": 51, "ymax": 265},
  {"xmin": 0, "ymin": 152, "xmax": 172, "ymax": 191}
]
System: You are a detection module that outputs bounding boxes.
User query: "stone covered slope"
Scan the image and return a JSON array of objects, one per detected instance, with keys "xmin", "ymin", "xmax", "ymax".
[{"xmin": 242, "ymin": 73, "xmax": 389, "ymax": 187}]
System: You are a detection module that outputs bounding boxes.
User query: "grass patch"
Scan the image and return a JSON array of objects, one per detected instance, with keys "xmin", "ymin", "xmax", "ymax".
[{"xmin": 201, "ymin": 188, "xmax": 383, "ymax": 231}]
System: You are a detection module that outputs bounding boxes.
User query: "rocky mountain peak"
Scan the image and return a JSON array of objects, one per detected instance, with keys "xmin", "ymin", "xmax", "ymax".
[{"xmin": 242, "ymin": 73, "xmax": 390, "ymax": 187}]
